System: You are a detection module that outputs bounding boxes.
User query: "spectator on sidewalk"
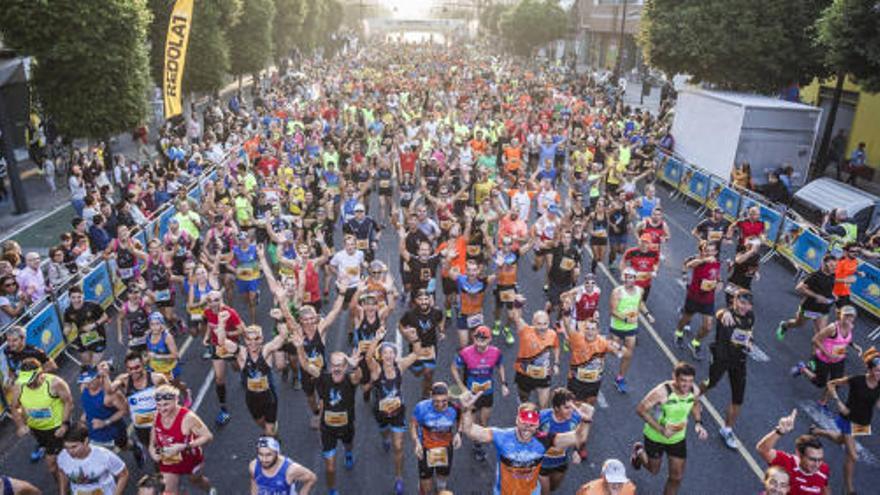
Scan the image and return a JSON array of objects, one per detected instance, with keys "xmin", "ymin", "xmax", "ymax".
[
  {"xmin": 17, "ymin": 252, "xmax": 47, "ymax": 302},
  {"xmin": 828, "ymin": 129, "xmax": 848, "ymax": 179},
  {"xmin": 47, "ymin": 247, "xmax": 69, "ymax": 289},
  {"xmin": 88, "ymin": 215, "xmax": 112, "ymax": 253},
  {"xmin": 82, "ymin": 196, "xmax": 100, "ymax": 228},
  {"xmin": 2, "ymin": 240, "xmax": 23, "ymax": 270},
  {"xmin": 0, "ymin": 153, "xmax": 8, "ymax": 202},
  {"xmin": 847, "ymin": 142, "xmax": 869, "ymax": 186},
  {"xmin": 0, "ymin": 274, "xmax": 26, "ymax": 328},
  {"xmin": 69, "ymin": 166, "xmax": 87, "ymax": 217}
]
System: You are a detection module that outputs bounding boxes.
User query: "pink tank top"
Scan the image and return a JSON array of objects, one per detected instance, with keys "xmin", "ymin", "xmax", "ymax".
[{"xmin": 817, "ymin": 322, "xmax": 852, "ymax": 364}]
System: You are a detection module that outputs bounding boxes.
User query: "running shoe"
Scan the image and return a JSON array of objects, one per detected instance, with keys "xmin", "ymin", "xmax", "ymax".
[
  {"xmin": 344, "ymin": 450, "xmax": 355, "ymax": 470},
  {"xmin": 208, "ymin": 488, "xmax": 218, "ymax": 495},
  {"xmin": 720, "ymin": 427, "xmax": 738, "ymax": 450},
  {"xmin": 215, "ymin": 409, "xmax": 231, "ymax": 426},
  {"xmin": 503, "ymin": 326, "xmax": 515, "ymax": 345},
  {"xmin": 445, "ymin": 309, "xmax": 452, "ymax": 319},
  {"xmin": 790, "ymin": 361, "xmax": 807, "ymax": 377},
  {"xmin": 328, "ymin": 490, "xmax": 339, "ymax": 495},
  {"xmin": 202, "ymin": 347, "xmax": 212, "ymax": 360},
  {"xmin": 562, "ymin": 339, "xmax": 570, "ymax": 353},
  {"xmin": 689, "ymin": 340, "xmax": 703, "ymax": 361},
  {"xmin": 775, "ymin": 321, "xmax": 787, "ymax": 341},
  {"xmin": 543, "ymin": 284, "xmax": 549, "ymax": 292},
  {"xmin": 29, "ymin": 446, "xmax": 45, "ymax": 463},
  {"xmin": 674, "ymin": 331, "xmax": 685, "ymax": 349},
  {"xmin": 615, "ymin": 376, "xmax": 628, "ymax": 394},
  {"xmin": 492, "ymin": 321, "xmax": 501, "ymax": 336},
  {"xmin": 394, "ymin": 478, "xmax": 404, "ymax": 495},
  {"xmin": 630, "ymin": 442, "xmax": 644, "ymax": 470}
]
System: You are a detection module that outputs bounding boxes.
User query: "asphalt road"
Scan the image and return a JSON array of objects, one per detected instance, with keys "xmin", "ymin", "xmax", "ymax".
[{"xmin": 2, "ymin": 182, "xmax": 879, "ymax": 494}]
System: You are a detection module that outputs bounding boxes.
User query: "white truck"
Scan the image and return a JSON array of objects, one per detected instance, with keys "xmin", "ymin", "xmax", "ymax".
[{"xmin": 670, "ymin": 88, "xmax": 822, "ymax": 188}]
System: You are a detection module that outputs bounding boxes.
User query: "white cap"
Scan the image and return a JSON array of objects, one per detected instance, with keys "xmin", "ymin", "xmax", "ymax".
[{"xmin": 601, "ymin": 458, "xmax": 628, "ymax": 483}]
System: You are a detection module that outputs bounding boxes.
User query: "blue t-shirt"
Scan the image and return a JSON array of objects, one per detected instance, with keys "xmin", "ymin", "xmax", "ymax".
[
  {"xmin": 490, "ymin": 427, "xmax": 555, "ymax": 495},
  {"xmin": 538, "ymin": 409, "xmax": 582, "ymax": 468}
]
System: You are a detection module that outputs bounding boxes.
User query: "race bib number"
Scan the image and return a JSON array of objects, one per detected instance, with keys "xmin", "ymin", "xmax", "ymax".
[
  {"xmin": 133, "ymin": 411, "xmax": 155, "ymax": 427},
  {"xmin": 324, "ymin": 411, "xmax": 349, "ymax": 427},
  {"xmin": 708, "ymin": 230, "xmax": 723, "ymax": 241},
  {"xmin": 247, "ymin": 375, "xmax": 269, "ymax": 392},
  {"xmin": 832, "ymin": 345, "xmax": 848, "ymax": 357},
  {"xmin": 358, "ymin": 340, "xmax": 374, "ymax": 355},
  {"xmin": 75, "ymin": 488, "xmax": 105, "ymax": 495},
  {"xmin": 636, "ymin": 271, "xmax": 651, "ymax": 281},
  {"xmin": 307, "ymin": 355, "xmax": 325, "ymax": 370},
  {"xmin": 420, "ymin": 268, "xmax": 432, "ymax": 281},
  {"xmin": 27, "ymin": 408, "xmax": 52, "ymax": 420},
  {"xmin": 356, "ymin": 239, "xmax": 369, "ymax": 250},
  {"xmin": 576, "ymin": 359, "xmax": 603, "ymax": 383},
  {"xmin": 466, "ymin": 313, "xmax": 483, "ymax": 328},
  {"xmin": 559, "ymin": 257, "xmax": 576, "ymax": 271},
  {"xmin": 526, "ymin": 364, "xmax": 548, "ymax": 380},
  {"xmin": 499, "ymin": 289, "xmax": 516, "ymax": 302},
  {"xmin": 237, "ymin": 268, "xmax": 258, "ymax": 280},
  {"xmin": 470, "ymin": 380, "xmax": 491, "ymax": 394},
  {"xmin": 378, "ymin": 396, "xmax": 401, "ymax": 415},
  {"xmin": 545, "ymin": 446, "xmax": 565, "ymax": 459},
  {"xmin": 379, "ymin": 179, "xmax": 391, "ymax": 188},
  {"xmin": 119, "ymin": 267, "xmax": 135, "ymax": 279},
  {"xmin": 345, "ymin": 266, "xmax": 359, "ymax": 277},
  {"xmin": 160, "ymin": 450, "xmax": 182, "ymax": 465},
  {"xmin": 189, "ymin": 312, "xmax": 204, "ymax": 322},
  {"xmin": 154, "ymin": 289, "xmax": 171, "ymax": 302},
  {"xmin": 440, "ymin": 220, "xmax": 452, "ymax": 231},
  {"xmin": 852, "ymin": 423, "xmax": 872, "ymax": 437},
  {"xmin": 466, "ymin": 245, "xmax": 481, "ymax": 257},
  {"xmin": 730, "ymin": 328, "xmax": 752, "ymax": 347},
  {"xmin": 427, "ymin": 447, "xmax": 449, "ymax": 467},
  {"xmin": 214, "ymin": 344, "xmax": 233, "ymax": 359},
  {"xmin": 700, "ymin": 279, "xmax": 717, "ymax": 291}
]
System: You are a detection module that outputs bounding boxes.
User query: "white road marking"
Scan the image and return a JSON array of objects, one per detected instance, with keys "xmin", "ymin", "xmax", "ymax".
[
  {"xmin": 799, "ymin": 401, "xmax": 880, "ymax": 466},
  {"xmin": 596, "ymin": 391, "xmax": 609, "ymax": 409},
  {"xmin": 179, "ymin": 335, "xmax": 195, "ymax": 358},
  {"xmin": 596, "ymin": 261, "xmax": 765, "ymax": 479},
  {"xmin": 192, "ymin": 368, "xmax": 216, "ymax": 412}
]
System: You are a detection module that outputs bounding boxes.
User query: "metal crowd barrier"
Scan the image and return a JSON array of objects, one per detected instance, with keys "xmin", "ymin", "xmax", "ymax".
[{"xmin": 654, "ymin": 150, "xmax": 880, "ymax": 337}]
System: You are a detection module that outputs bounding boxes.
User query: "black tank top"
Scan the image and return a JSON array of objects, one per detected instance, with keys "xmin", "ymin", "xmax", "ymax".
[
  {"xmin": 373, "ymin": 364, "xmax": 404, "ymax": 418},
  {"xmin": 242, "ymin": 351, "xmax": 274, "ymax": 395}
]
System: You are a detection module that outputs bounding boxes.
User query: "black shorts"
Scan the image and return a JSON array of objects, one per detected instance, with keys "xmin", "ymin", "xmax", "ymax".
[
  {"xmin": 707, "ymin": 352, "xmax": 747, "ymax": 405},
  {"xmin": 810, "ymin": 358, "xmax": 845, "ymax": 388},
  {"xmin": 134, "ymin": 426, "xmax": 151, "ymax": 448},
  {"xmin": 321, "ymin": 426, "xmax": 355, "ymax": 457},
  {"xmin": 495, "ymin": 285, "xmax": 517, "ymax": 309},
  {"xmin": 245, "ymin": 390, "xmax": 278, "ymax": 423},
  {"xmin": 567, "ymin": 378, "xmax": 601, "ymax": 402},
  {"xmin": 154, "ymin": 295, "xmax": 176, "ymax": 309},
  {"xmin": 641, "ymin": 285, "xmax": 652, "ymax": 302},
  {"xmin": 30, "ymin": 427, "xmax": 64, "ymax": 455},
  {"xmin": 442, "ymin": 277, "xmax": 457, "ymax": 296},
  {"xmin": 474, "ymin": 392, "xmax": 494, "ymax": 410},
  {"xmin": 835, "ymin": 295, "xmax": 852, "ymax": 308},
  {"xmin": 589, "ymin": 235, "xmax": 609, "ymax": 246},
  {"xmin": 539, "ymin": 463, "xmax": 568, "ymax": 476},
  {"xmin": 418, "ymin": 445, "xmax": 453, "ymax": 479},
  {"xmin": 683, "ymin": 296, "xmax": 715, "ymax": 316},
  {"xmin": 343, "ymin": 287, "xmax": 358, "ymax": 306},
  {"xmin": 374, "ymin": 410, "xmax": 407, "ymax": 432},
  {"xmin": 644, "ymin": 435, "xmax": 687, "ymax": 460},
  {"xmin": 516, "ymin": 372, "xmax": 551, "ymax": 394},
  {"xmin": 548, "ymin": 282, "xmax": 572, "ymax": 307},
  {"xmin": 302, "ymin": 373, "xmax": 319, "ymax": 396}
]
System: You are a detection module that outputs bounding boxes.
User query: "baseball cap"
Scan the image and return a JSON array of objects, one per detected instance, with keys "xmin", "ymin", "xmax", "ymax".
[
  {"xmin": 517, "ymin": 407, "xmax": 540, "ymax": 425},
  {"xmin": 623, "ymin": 267, "xmax": 637, "ymax": 277},
  {"xmin": 474, "ymin": 325, "xmax": 491, "ymax": 340},
  {"xmin": 547, "ymin": 204, "xmax": 561, "ymax": 216},
  {"xmin": 77, "ymin": 366, "xmax": 98, "ymax": 384},
  {"xmin": 841, "ymin": 305, "xmax": 857, "ymax": 316},
  {"xmin": 149, "ymin": 311, "xmax": 165, "ymax": 324},
  {"xmin": 257, "ymin": 436, "xmax": 281, "ymax": 453},
  {"xmin": 431, "ymin": 382, "xmax": 449, "ymax": 396},
  {"xmin": 354, "ymin": 203, "xmax": 365, "ymax": 212},
  {"xmin": 238, "ymin": 232, "xmax": 249, "ymax": 240},
  {"xmin": 601, "ymin": 458, "xmax": 629, "ymax": 483}
]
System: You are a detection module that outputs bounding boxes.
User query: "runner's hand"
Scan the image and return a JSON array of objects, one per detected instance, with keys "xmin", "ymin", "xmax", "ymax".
[
  {"xmin": 571, "ymin": 450, "xmax": 582, "ymax": 465},
  {"xmin": 414, "ymin": 443, "xmax": 424, "ymax": 459},
  {"xmin": 720, "ymin": 310, "xmax": 735, "ymax": 327},
  {"xmin": 459, "ymin": 390, "xmax": 482, "ymax": 409},
  {"xmin": 501, "ymin": 383, "xmax": 509, "ymax": 397},
  {"xmin": 575, "ymin": 402, "xmax": 595, "ymax": 422},
  {"xmin": 778, "ymin": 409, "xmax": 797, "ymax": 433},
  {"xmin": 695, "ymin": 423, "xmax": 708, "ymax": 440},
  {"xmin": 453, "ymin": 432, "xmax": 462, "ymax": 449}
]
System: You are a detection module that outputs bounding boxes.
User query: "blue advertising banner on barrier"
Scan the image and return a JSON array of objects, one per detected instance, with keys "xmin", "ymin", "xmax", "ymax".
[
  {"xmin": 683, "ymin": 168, "xmax": 711, "ymax": 204},
  {"xmin": 134, "ymin": 230, "xmax": 147, "ymax": 249},
  {"xmin": 851, "ymin": 261, "xmax": 880, "ymax": 319},
  {"xmin": 82, "ymin": 261, "xmax": 114, "ymax": 309},
  {"xmin": 706, "ymin": 176, "xmax": 741, "ymax": 222},
  {"xmin": 777, "ymin": 217, "xmax": 828, "ymax": 272},
  {"xmin": 24, "ymin": 304, "xmax": 66, "ymax": 359},
  {"xmin": 188, "ymin": 183, "xmax": 202, "ymax": 202},
  {"xmin": 157, "ymin": 207, "xmax": 177, "ymax": 240},
  {"xmin": 739, "ymin": 196, "xmax": 783, "ymax": 247},
  {"xmin": 658, "ymin": 156, "xmax": 683, "ymax": 188}
]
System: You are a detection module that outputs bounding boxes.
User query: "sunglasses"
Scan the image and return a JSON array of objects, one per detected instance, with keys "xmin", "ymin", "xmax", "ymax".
[
  {"xmin": 805, "ymin": 456, "xmax": 824, "ymax": 463},
  {"xmin": 155, "ymin": 393, "xmax": 178, "ymax": 402}
]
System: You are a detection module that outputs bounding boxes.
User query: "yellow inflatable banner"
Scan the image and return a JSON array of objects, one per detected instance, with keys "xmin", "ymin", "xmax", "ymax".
[{"xmin": 163, "ymin": 0, "xmax": 194, "ymax": 119}]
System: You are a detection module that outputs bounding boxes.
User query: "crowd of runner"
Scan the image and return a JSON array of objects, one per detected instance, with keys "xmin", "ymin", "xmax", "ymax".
[{"xmin": 0, "ymin": 39, "xmax": 878, "ymax": 495}]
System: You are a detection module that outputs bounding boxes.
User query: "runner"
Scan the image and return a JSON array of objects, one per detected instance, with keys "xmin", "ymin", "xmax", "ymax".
[
  {"xmin": 350, "ymin": 292, "xmax": 395, "ymax": 399},
  {"xmin": 410, "ymin": 382, "xmax": 461, "ymax": 495},
  {"xmin": 144, "ymin": 238, "xmax": 184, "ymax": 333},
  {"xmin": 630, "ymin": 362, "xmax": 708, "ymax": 495},
  {"xmin": 832, "ymin": 243, "xmax": 862, "ymax": 308},
  {"xmin": 491, "ymin": 234, "xmax": 530, "ymax": 344},
  {"xmin": 451, "ymin": 325, "xmax": 508, "ymax": 462},
  {"xmin": 699, "ymin": 289, "xmax": 755, "ymax": 449},
  {"xmin": 202, "ymin": 290, "xmax": 247, "ymax": 426},
  {"xmin": 77, "ymin": 364, "xmax": 128, "ymax": 452},
  {"xmin": 108, "ymin": 352, "xmax": 168, "ymax": 468},
  {"xmin": 811, "ymin": 348, "xmax": 880, "ymax": 494},
  {"xmin": 756, "ymin": 409, "xmax": 830, "ymax": 495},
  {"xmin": 620, "ymin": 234, "xmax": 659, "ymax": 303},
  {"xmin": 450, "ymin": 258, "xmax": 495, "ymax": 349},
  {"xmin": 724, "ymin": 237, "xmax": 761, "ymax": 305},
  {"xmin": 691, "ymin": 207, "xmax": 730, "ymax": 252},
  {"xmin": 149, "ymin": 384, "xmax": 216, "ymax": 494},
  {"xmin": 459, "ymin": 395, "xmax": 594, "ymax": 495},
  {"xmin": 545, "ymin": 228, "xmax": 582, "ymax": 321},
  {"xmin": 791, "ymin": 305, "xmax": 863, "ymax": 412},
  {"xmin": 635, "ymin": 206, "xmax": 670, "ymax": 255},
  {"xmin": 234, "ymin": 324, "xmax": 290, "ymax": 436},
  {"xmin": 727, "ymin": 205, "xmax": 766, "ymax": 251},
  {"xmin": 343, "ymin": 203, "xmax": 381, "ymax": 262},
  {"xmin": 8, "ymin": 358, "xmax": 74, "ymax": 488},
  {"xmin": 575, "ymin": 459, "xmax": 636, "ymax": 495},
  {"xmin": 673, "ymin": 240, "xmax": 722, "ymax": 360},
  {"xmin": 564, "ymin": 318, "xmax": 627, "ymax": 406},
  {"xmin": 62, "ymin": 286, "xmax": 110, "ymax": 368},
  {"xmin": 587, "ymin": 198, "xmax": 610, "ymax": 273},
  {"xmin": 776, "ymin": 254, "xmax": 838, "ymax": 340},
  {"xmin": 608, "ymin": 268, "xmax": 653, "ymax": 393},
  {"xmin": 57, "ymin": 422, "xmax": 129, "ymax": 495},
  {"xmin": 232, "ymin": 232, "xmax": 261, "ymax": 324},
  {"xmin": 538, "ymin": 388, "xmax": 588, "ymax": 494},
  {"xmin": 116, "ymin": 283, "xmax": 152, "ymax": 350},
  {"xmin": 400, "ymin": 289, "xmax": 446, "ymax": 398},
  {"xmin": 561, "ymin": 273, "xmax": 602, "ymax": 336},
  {"xmin": 249, "ymin": 436, "xmax": 317, "ymax": 495},
  {"xmin": 512, "ymin": 308, "xmax": 560, "ymax": 409}
]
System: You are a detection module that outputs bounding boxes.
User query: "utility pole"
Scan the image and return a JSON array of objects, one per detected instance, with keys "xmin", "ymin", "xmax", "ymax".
[{"xmin": 612, "ymin": 0, "xmax": 629, "ymax": 83}]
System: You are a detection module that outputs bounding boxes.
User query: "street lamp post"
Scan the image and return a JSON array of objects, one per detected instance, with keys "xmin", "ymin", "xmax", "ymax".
[{"xmin": 612, "ymin": 0, "xmax": 629, "ymax": 83}]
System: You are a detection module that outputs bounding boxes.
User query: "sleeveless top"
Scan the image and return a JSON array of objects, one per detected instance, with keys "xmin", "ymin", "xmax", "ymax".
[
  {"xmin": 147, "ymin": 331, "xmax": 178, "ymax": 376},
  {"xmin": 254, "ymin": 456, "xmax": 296, "ymax": 495},
  {"xmin": 816, "ymin": 322, "xmax": 852, "ymax": 364},
  {"xmin": 242, "ymin": 351, "xmax": 275, "ymax": 395},
  {"xmin": 643, "ymin": 383, "xmax": 696, "ymax": 445},
  {"xmin": 127, "ymin": 375, "xmax": 157, "ymax": 429},
  {"xmin": 123, "ymin": 301, "xmax": 150, "ymax": 348},
  {"xmin": 373, "ymin": 364, "xmax": 404, "ymax": 418},
  {"xmin": 81, "ymin": 387, "xmax": 124, "ymax": 443}
]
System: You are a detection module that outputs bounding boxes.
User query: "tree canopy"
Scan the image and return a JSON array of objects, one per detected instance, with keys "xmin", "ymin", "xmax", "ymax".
[
  {"xmin": 273, "ymin": 0, "xmax": 308, "ymax": 62},
  {"xmin": 817, "ymin": 0, "xmax": 880, "ymax": 92},
  {"xmin": 229, "ymin": 0, "xmax": 276, "ymax": 77},
  {"xmin": 499, "ymin": 0, "xmax": 568, "ymax": 56},
  {"xmin": 0, "ymin": 0, "xmax": 152, "ymax": 139},
  {"xmin": 639, "ymin": 0, "xmax": 831, "ymax": 93}
]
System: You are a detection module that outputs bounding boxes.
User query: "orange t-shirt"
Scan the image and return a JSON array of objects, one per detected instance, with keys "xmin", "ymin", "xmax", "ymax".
[
  {"xmin": 438, "ymin": 237, "xmax": 467, "ymax": 278},
  {"xmin": 833, "ymin": 257, "xmax": 859, "ymax": 297},
  {"xmin": 515, "ymin": 326, "xmax": 558, "ymax": 375},
  {"xmin": 576, "ymin": 479, "xmax": 637, "ymax": 495},
  {"xmin": 569, "ymin": 332, "xmax": 611, "ymax": 368}
]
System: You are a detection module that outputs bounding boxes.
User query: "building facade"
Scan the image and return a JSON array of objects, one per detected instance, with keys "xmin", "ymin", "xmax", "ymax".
[{"xmin": 575, "ymin": 0, "xmax": 644, "ymax": 73}]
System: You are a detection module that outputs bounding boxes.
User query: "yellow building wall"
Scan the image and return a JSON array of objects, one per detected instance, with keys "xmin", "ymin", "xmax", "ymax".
[{"xmin": 802, "ymin": 76, "xmax": 880, "ymax": 166}]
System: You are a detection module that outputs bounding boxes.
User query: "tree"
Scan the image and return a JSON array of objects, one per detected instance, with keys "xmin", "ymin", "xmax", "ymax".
[
  {"xmin": 818, "ymin": 0, "xmax": 880, "ymax": 92},
  {"xmin": 499, "ymin": 0, "xmax": 568, "ymax": 56},
  {"xmin": 0, "ymin": 0, "xmax": 152, "ymax": 139},
  {"xmin": 229, "ymin": 0, "xmax": 276, "ymax": 78},
  {"xmin": 639, "ymin": 0, "xmax": 831, "ymax": 94},
  {"xmin": 148, "ymin": 0, "xmax": 242, "ymax": 95},
  {"xmin": 273, "ymin": 0, "xmax": 308, "ymax": 62},
  {"xmin": 480, "ymin": 4, "xmax": 511, "ymax": 36}
]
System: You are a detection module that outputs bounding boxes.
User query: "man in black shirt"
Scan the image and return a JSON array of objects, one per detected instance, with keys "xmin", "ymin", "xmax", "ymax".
[
  {"xmin": 400, "ymin": 290, "xmax": 446, "ymax": 398},
  {"xmin": 777, "ymin": 254, "xmax": 837, "ymax": 340},
  {"xmin": 546, "ymin": 229, "xmax": 581, "ymax": 320},
  {"xmin": 401, "ymin": 241, "xmax": 441, "ymax": 299},
  {"xmin": 724, "ymin": 238, "xmax": 761, "ymax": 305},
  {"xmin": 62, "ymin": 285, "xmax": 109, "ymax": 367},
  {"xmin": 692, "ymin": 208, "xmax": 730, "ymax": 252},
  {"xmin": 701, "ymin": 290, "xmax": 754, "ymax": 450},
  {"xmin": 397, "ymin": 214, "xmax": 431, "ymax": 297}
]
